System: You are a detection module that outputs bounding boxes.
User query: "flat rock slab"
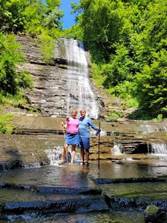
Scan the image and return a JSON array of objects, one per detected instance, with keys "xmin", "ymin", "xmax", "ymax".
[
  {"xmin": 0, "ymin": 183, "xmax": 102, "ymax": 195},
  {"xmin": 0, "ymin": 196, "xmax": 109, "ymax": 215},
  {"xmin": 92, "ymin": 177, "xmax": 167, "ymax": 184},
  {"xmin": 105, "ymin": 195, "xmax": 167, "ymax": 211}
]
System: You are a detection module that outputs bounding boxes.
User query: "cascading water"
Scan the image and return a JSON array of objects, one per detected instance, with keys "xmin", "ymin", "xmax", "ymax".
[
  {"xmin": 112, "ymin": 143, "xmax": 123, "ymax": 155},
  {"xmin": 138, "ymin": 122, "xmax": 167, "ymax": 159},
  {"xmin": 148, "ymin": 143, "xmax": 167, "ymax": 160},
  {"xmin": 151, "ymin": 143, "xmax": 167, "ymax": 154},
  {"xmin": 63, "ymin": 39, "xmax": 99, "ymax": 119},
  {"xmin": 45, "ymin": 146, "xmax": 81, "ymax": 165},
  {"xmin": 45, "ymin": 146, "xmax": 63, "ymax": 165}
]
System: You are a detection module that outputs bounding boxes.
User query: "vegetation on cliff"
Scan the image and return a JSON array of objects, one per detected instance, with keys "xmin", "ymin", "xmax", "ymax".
[
  {"xmin": 72, "ymin": 0, "xmax": 167, "ymax": 119},
  {"xmin": 0, "ymin": 113, "xmax": 14, "ymax": 133},
  {"xmin": 0, "ymin": 0, "xmax": 63, "ymax": 132}
]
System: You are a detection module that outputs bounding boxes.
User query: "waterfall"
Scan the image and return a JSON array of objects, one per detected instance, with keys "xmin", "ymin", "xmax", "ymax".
[
  {"xmin": 63, "ymin": 39, "xmax": 99, "ymax": 119},
  {"xmin": 45, "ymin": 146, "xmax": 63, "ymax": 166},
  {"xmin": 112, "ymin": 143, "xmax": 123, "ymax": 155},
  {"xmin": 149, "ymin": 143, "xmax": 167, "ymax": 160},
  {"xmin": 151, "ymin": 143, "xmax": 167, "ymax": 154},
  {"xmin": 45, "ymin": 146, "xmax": 81, "ymax": 165}
]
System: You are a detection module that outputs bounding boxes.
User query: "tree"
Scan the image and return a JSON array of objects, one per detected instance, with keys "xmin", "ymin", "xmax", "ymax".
[
  {"xmin": 74, "ymin": 0, "xmax": 167, "ymax": 118},
  {"xmin": 0, "ymin": 32, "xmax": 32, "ymax": 95},
  {"xmin": 0, "ymin": 0, "xmax": 63, "ymax": 35}
]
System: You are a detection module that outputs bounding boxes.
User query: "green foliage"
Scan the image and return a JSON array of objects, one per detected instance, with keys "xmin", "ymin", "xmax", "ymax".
[
  {"xmin": 63, "ymin": 24, "xmax": 83, "ymax": 40},
  {"xmin": 0, "ymin": 113, "xmax": 14, "ymax": 134},
  {"xmin": 106, "ymin": 111, "xmax": 124, "ymax": 122},
  {"xmin": 75, "ymin": 0, "xmax": 167, "ymax": 119},
  {"xmin": 0, "ymin": 91, "xmax": 28, "ymax": 107},
  {"xmin": 38, "ymin": 30, "xmax": 55, "ymax": 63},
  {"xmin": 145, "ymin": 205, "xmax": 159, "ymax": 215},
  {"xmin": 136, "ymin": 50, "xmax": 167, "ymax": 116},
  {"xmin": 155, "ymin": 114, "xmax": 163, "ymax": 121},
  {"xmin": 0, "ymin": 0, "xmax": 63, "ymax": 35},
  {"xmin": 0, "ymin": 0, "xmax": 63, "ymax": 63},
  {"xmin": 0, "ymin": 32, "xmax": 32, "ymax": 96},
  {"xmin": 0, "ymin": 0, "xmax": 63, "ymax": 113},
  {"xmin": 38, "ymin": 27, "xmax": 63, "ymax": 62},
  {"xmin": 91, "ymin": 63, "xmax": 105, "ymax": 87}
]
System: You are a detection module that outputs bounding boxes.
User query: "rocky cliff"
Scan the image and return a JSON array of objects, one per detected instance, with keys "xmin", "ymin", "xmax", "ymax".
[{"xmin": 17, "ymin": 36, "xmax": 102, "ymax": 117}]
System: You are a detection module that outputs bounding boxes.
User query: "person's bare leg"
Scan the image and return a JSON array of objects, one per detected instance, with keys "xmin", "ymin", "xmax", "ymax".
[
  {"xmin": 85, "ymin": 150, "xmax": 89, "ymax": 165},
  {"xmin": 62, "ymin": 144, "xmax": 68, "ymax": 161},
  {"xmin": 58, "ymin": 144, "xmax": 68, "ymax": 164},
  {"xmin": 71, "ymin": 145, "xmax": 76, "ymax": 163},
  {"xmin": 80, "ymin": 149, "xmax": 85, "ymax": 165}
]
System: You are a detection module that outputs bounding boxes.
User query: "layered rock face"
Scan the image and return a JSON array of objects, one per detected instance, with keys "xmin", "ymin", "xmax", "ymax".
[{"xmin": 17, "ymin": 36, "xmax": 99, "ymax": 118}]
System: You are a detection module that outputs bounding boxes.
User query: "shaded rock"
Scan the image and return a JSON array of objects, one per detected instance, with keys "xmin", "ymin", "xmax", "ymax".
[
  {"xmin": 36, "ymin": 186, "xmax": 102, "ymax": 195},
  {"xmin": 144, "ymin": 205, "xmax": 167, "ymax": 223},
  {"xmin": 1, "ymin": 196, "xmax": 109, "ymax": 215},
  {"xmin": 104, "ymin": 195, "xmax": 167, "ymax": 212},
  {"xmin": 92, "ymin": 177, "xmax": 167, "ymax": 185},
  {"xmin": 0, "ymin": 183, "xmax": 102, "ymax": 196}
]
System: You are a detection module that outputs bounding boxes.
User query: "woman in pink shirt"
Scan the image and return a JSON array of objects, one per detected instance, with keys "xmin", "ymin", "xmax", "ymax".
[{"xmin": 61, "ymin": 110, "xmax": 79, "ymax": 164}]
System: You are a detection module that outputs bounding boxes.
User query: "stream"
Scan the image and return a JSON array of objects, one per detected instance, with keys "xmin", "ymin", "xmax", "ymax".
[{"xmin": 0, "ymin": 160, "xmax": 167, "ymax": 222}]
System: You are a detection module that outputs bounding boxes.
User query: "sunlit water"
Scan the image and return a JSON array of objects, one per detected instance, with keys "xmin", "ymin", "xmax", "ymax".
[
  {"xmin": 148, "ymin": 143, "xmax": 167, "ymax": 160},
  {"xmin": 1, "ymin": 161, "xmax": 167, "ymax": 188},
  {"xmin": 63, "ymin": 38, "xmax": 99, "ymax": 118},
  {"xmin": 1, "ymin": 162, "xmax": 167, "ymax": 222}
]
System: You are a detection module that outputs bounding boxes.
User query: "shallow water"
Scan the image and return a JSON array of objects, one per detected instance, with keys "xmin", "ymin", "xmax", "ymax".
[
  {"xmin": 1, "ymin": 161, "xmax": 167, "ymax": 186},
  {"xmin": 1, "ymin": 211, "xmax": 145, "ymax": 223},
  {"xmin": 1, "ymin": 161, "xmax": 167, "ymax": 222}
]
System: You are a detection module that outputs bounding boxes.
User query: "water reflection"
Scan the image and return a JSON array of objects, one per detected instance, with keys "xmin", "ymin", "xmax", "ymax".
[
  {"xmin": 1, "ymin": 161, "xmax": 167, "ymax": 223},
  {"xmin": 1, "ymin": 161, "xmax": 167, "ymax": 186},
  {"xmin": 0, "ymin": 165, "xmax": 93, "ymax": 187}
]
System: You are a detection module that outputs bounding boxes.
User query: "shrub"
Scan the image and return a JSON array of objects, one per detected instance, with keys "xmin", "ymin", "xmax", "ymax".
[
  {"xmin": 0, "ymin": 32, "xmax": 32, "ymax": 96},
  {"xmin": 0, "ymin": 113, "xmax": 14, "ymax": 134}
]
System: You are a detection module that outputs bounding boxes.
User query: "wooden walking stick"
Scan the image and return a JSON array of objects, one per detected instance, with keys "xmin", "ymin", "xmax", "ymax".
[{"xmin": 97, "ymin": 118, "xmax": 101, "ymax": 170}]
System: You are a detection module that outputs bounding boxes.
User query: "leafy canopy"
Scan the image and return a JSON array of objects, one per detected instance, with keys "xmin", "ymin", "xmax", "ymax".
[{"xmin": 73, "ymin": 0, "xmax": 167, "ymax": 118}]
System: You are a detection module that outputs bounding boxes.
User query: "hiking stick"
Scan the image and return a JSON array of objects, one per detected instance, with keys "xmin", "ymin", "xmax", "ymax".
[{"xmin": 97, "ymin": 118, "xmax": 101, "ymax": 170}]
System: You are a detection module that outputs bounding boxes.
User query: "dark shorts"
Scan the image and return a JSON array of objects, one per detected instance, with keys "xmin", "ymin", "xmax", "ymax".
[
  {"xmin": 79, "ymin": 136, "xmax": 90, "ymax": 151},
  {"xmin": 65, "ymin": 133, "xmax": 79, "ymax": 145}
]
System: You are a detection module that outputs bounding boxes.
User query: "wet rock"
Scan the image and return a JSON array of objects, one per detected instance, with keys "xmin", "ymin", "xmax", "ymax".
[
  {"xmin": 0, "ymin": 162, "xmax": 8, "ymax": 171},
  {"xmin": 1, "ymin": 196, "xmax": 109, "ymax": 215},
  {"xmin": 0, "ymin": 160, "xmax": 23, "ymax": 171},
  {"xmin": 104, "ymin": 195, "xmax": 167, "ymax": 213},
  {"xmin": 144, "ymin": 205, "xmax": 167, "ymax": 223},
  {"xmin": 16, "ymin": 36, "xmax": 101, "ymax": 118},
  {"xmin": 0, "ymin": 183, "xmax": 102, "ymax": 196},
  {"xmin": 16, "ymin": 36, "xmax": 68, "ymax": 117},
  {"xmin": 92, "ymin": 177, "xmax": 167, "ymax": 185},
  {"xmin": 36, "ymin": 186, "xmax": 102, "ymax": 195},
  {"xmin": 14, "ymin": 128, "xmax": 64, "ymax": 135}
]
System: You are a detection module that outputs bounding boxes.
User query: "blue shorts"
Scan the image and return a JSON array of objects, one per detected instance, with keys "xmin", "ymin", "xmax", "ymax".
[
  {"xmin": 79, "ymin": 136, "xmax": 90, "ymax": 151},
  {"xmin": 65, "ymin": 133, "xmax": 79, "ymax": 145}
]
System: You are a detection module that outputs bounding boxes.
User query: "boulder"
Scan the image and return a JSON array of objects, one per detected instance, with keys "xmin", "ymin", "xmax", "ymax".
[{"xmin": 144, "ymin": 205, "xmax": 167, "ymax": 223}]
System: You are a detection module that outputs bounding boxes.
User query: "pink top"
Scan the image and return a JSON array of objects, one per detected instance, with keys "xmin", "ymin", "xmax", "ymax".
[{"xmin": 66, "ymin": 117, "xmax": 79, "ymax": 134}]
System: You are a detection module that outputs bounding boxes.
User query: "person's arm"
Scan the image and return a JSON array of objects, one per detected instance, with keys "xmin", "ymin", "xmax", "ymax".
[{"xmin": 88, "ymin": 118, "xmax": 100, "ymax": 132}]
